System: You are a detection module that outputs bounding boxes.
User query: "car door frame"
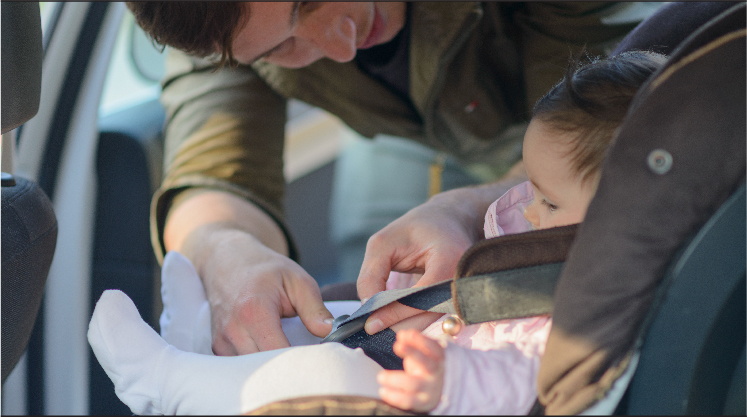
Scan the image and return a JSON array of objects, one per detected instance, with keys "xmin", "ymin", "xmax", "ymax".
[{"xmin": 3, "ymin": 2, "xmax": 126, "ymax": 415}]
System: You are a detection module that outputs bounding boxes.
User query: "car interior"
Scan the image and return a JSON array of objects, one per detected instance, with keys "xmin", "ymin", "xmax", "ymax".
[
  {"xmin": 1, "ymin": 0, "xmax": 57, "ymax": 392},
  {"xmin": 0, "ymin": 2, "xmax": 744, "ymax": 416},
  {"xmin": 2, "ymin": 2, "xmax": 371, "ymax": 414}
]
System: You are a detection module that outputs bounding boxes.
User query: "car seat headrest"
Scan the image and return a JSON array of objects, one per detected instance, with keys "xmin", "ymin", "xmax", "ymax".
[{"xmin": 1, "ymin": 2, "xmax": 43, "ymax": 135}]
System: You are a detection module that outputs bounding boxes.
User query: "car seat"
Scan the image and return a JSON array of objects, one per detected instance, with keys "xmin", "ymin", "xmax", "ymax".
[
  {"xmin": 256, "ymin": 2, "xmax": 746, "ymax": 414},
  {"xmin": 1, "ymin": 2, "xmax": 58, "ymax": 383}
]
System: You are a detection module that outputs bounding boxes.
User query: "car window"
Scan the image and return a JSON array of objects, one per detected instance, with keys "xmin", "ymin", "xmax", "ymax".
[
  {"xmin": 99, "ymin": 10, "xmax": 165, "ymax": 118},
  {"xmin": 39, "ymin": 2, "xmax": 60, "ymax": 41}
]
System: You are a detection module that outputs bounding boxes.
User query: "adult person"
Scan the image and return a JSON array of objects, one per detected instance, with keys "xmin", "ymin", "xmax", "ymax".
[{"xmin": 126, "ymin": 2, "xmax": 642, "ymax": 356}]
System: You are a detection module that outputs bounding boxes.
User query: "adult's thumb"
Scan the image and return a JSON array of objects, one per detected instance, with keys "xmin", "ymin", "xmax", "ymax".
[{"xmin": 293, "ymin": 286, "xmax": 335, "ymax": 338}]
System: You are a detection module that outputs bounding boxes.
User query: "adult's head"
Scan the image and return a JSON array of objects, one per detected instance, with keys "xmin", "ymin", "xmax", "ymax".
[{"xmin": 126, "ymin": 2, "xmax": 406, "ymax": 68}]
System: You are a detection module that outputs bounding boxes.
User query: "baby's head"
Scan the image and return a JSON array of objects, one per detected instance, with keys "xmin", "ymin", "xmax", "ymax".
[{"xmin": 522, "ymin": 51, "xmax": 667, "ymax": 229}]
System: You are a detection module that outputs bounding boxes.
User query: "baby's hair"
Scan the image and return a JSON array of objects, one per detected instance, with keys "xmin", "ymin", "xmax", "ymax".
[{"xmin": 533, "ymin": 50, "xmax": 668, "ymax": 183}]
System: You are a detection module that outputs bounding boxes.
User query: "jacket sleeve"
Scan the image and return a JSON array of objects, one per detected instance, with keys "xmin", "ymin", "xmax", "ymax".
[{"xmin": 150, "ymin": 48, "xmax": 296, "ymax": 264}]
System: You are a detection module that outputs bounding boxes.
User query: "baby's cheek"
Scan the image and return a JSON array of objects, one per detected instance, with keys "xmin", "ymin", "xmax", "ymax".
[{"xmin": 544, "ymin": 212, "xmax": 578, "ymax": 229}]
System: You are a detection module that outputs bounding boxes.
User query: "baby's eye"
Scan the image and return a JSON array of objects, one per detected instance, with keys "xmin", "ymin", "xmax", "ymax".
[{"xmin": 541, "ymin": 199, "xmax": 558, "ymax": 212}]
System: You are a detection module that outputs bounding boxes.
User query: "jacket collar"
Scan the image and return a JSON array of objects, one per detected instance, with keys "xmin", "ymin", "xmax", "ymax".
[{"xmin": 408, "ymin": 2, "xmax": 483, "ymax": 114}]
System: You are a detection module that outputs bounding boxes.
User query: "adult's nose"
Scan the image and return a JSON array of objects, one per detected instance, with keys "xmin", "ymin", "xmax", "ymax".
[{"xmin": 305, "ymin": 13, "xmax": 357, "ymax": 63}]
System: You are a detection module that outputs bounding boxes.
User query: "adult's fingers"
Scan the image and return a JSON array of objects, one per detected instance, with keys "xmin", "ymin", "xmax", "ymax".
[
  {"xmin": 211, "ymin": 332, "xmax": 241, "ymax": 356},
  {"xmin": 365, "ymin": 255, "xmax": 458, "ymax": 334},
  {"xmin": 363, "ymin": 302, "xmax": 423, "ymax": 335},
  {"xmin": 364, "ymin": 296, "xmax": 447, "ymax": 336},
  {"xmin": 213, "ymin": 294, "xmax": 290, "ymax": 355},
  {"xmin": 244, "ymin": 298, "xmax": 290, "ymax": 355},
  {"xmin": 286, "ymin": 275, "xmax": 335, "ymax": 338},
  {"xmin": 390, "ymin": 312, "xmax": 444, "ymax": 334},
  {"xmin": 356, "ymin": 235, "xmax": 396, "ymax": 302}
]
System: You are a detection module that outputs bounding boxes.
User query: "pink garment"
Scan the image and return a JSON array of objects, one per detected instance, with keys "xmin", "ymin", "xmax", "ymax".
[
  {"xmin": 484, "ymin": 180, "xmax": 534, "ymax": 238},
  {"xmin": 386, "ymin": 271, "xmax": 419, "ymax": 290},
  {"xmin": 424, "ymin": 315, "xmax": 551, "ymax": 415},
  {"xmin": 423, "ymin": 181, "xmax": 551, "ymax": 415}
]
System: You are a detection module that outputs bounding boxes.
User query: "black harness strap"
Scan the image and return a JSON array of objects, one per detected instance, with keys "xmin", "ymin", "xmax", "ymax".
[{"xmin": 321, "ymin": 225, "xmax": 577, "ymax": 369}]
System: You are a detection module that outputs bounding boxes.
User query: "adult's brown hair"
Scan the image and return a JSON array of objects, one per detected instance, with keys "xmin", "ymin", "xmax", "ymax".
[{"xmin": 125, "ymin": 2, "xmax": 246, "ymax": 68}]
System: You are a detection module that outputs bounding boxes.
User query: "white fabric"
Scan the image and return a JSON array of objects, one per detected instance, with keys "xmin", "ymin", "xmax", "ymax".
[
  {"xmin": 88, "ymin": 290, "xmax": 381, "ymax": 415},
  {"xmin": 88, "ymin": 252, "xmax": 369, "ymax": 415},
  {"xmin": 159, "ymin": 251, "xmax": 212, "ymax": 354}
]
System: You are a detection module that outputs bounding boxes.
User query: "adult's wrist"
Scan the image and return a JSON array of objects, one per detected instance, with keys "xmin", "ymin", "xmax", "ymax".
[{"xmin": 180, "ymin": 223, "xmax": 257, "ymax": 281}]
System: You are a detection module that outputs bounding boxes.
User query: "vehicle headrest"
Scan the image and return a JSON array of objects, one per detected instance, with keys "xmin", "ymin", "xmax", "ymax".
[{"xmin": 1, "ymin": 2, "xmax": 43, "ymax": 135}]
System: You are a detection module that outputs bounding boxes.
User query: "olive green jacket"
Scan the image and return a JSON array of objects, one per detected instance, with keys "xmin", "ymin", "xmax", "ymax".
[{"xmin": 152, "ymin": 2, "xmax": 639, "ymax": 263}]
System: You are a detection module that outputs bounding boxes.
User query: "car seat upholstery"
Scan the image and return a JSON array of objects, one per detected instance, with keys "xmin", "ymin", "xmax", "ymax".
[
  {"xmin": 1, "ymin": 2, "xmax": 58, "ymax": 384},
  {"xmin": 1, "ymin": 177, "xmax": 57, "ymax": 384},
  {"xmin": 537, "ymin": 3, "xmax": 745, "ymax": 414}
]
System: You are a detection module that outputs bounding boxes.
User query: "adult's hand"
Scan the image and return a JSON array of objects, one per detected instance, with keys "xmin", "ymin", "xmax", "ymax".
[
  {"xmin": 357, "ymin": 165, "xmax": 527, "ymax": 335},
  {"xmin": 164, "ymin": 189, "xmax": 334, "ymax": 355}
]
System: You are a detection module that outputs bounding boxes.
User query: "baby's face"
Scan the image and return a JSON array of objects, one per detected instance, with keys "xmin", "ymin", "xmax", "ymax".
[{"xmin": 522, "ymin": 119, "xmax": 598, "ymax": 230}]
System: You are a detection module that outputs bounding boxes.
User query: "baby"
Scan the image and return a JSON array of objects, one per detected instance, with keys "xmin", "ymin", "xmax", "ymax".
[
  {"xmin": 377, "ymin": 50, "xmax": 668, "ymax": 413},
  {"xmin": 87, "ymin": 50, "xmax": 666, "ymax": 415}
]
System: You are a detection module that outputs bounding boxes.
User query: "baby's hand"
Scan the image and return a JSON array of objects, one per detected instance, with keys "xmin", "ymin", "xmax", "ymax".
[{"xmin": 377, "ymin": 329, "xmax": 445, "ymax": 412}]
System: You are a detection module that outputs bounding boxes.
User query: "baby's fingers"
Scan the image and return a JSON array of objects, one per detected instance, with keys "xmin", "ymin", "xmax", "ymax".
[
  {"xmin": 379, "ymin": 387, "xmax": 434, "ymax": 413},
  {"xmin": 393, "ymin": 330, "xmax": 444, "ymax": 375},
  {"xmin": 377, "ymin": 370, "xmax": 429, "ymax": 393},
  {"xmin": 395, "ymin": 329, "xmax": 444, "ymax": 358},
  {"xmin": 377, "ymin": 371, "xmax": 434, "ymax": 413}
]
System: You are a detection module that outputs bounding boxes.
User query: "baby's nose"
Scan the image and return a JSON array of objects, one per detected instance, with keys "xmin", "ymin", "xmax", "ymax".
[{"xmin": 523, "ymin": 204, "xmax": 540, "ymax": 229}]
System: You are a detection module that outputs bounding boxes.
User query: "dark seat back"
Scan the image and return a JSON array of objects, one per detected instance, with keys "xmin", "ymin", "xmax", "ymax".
[
  {"xmin": 625, "ymin": 183, "xmax": 745, "ymax": 414},
  {"xmin": 1, "ymin": 177, "xmax": 57, "ymax": 383},
  {"xmin": 1, "ymin": 2, "xmax": 42, "ymax": 135}
]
